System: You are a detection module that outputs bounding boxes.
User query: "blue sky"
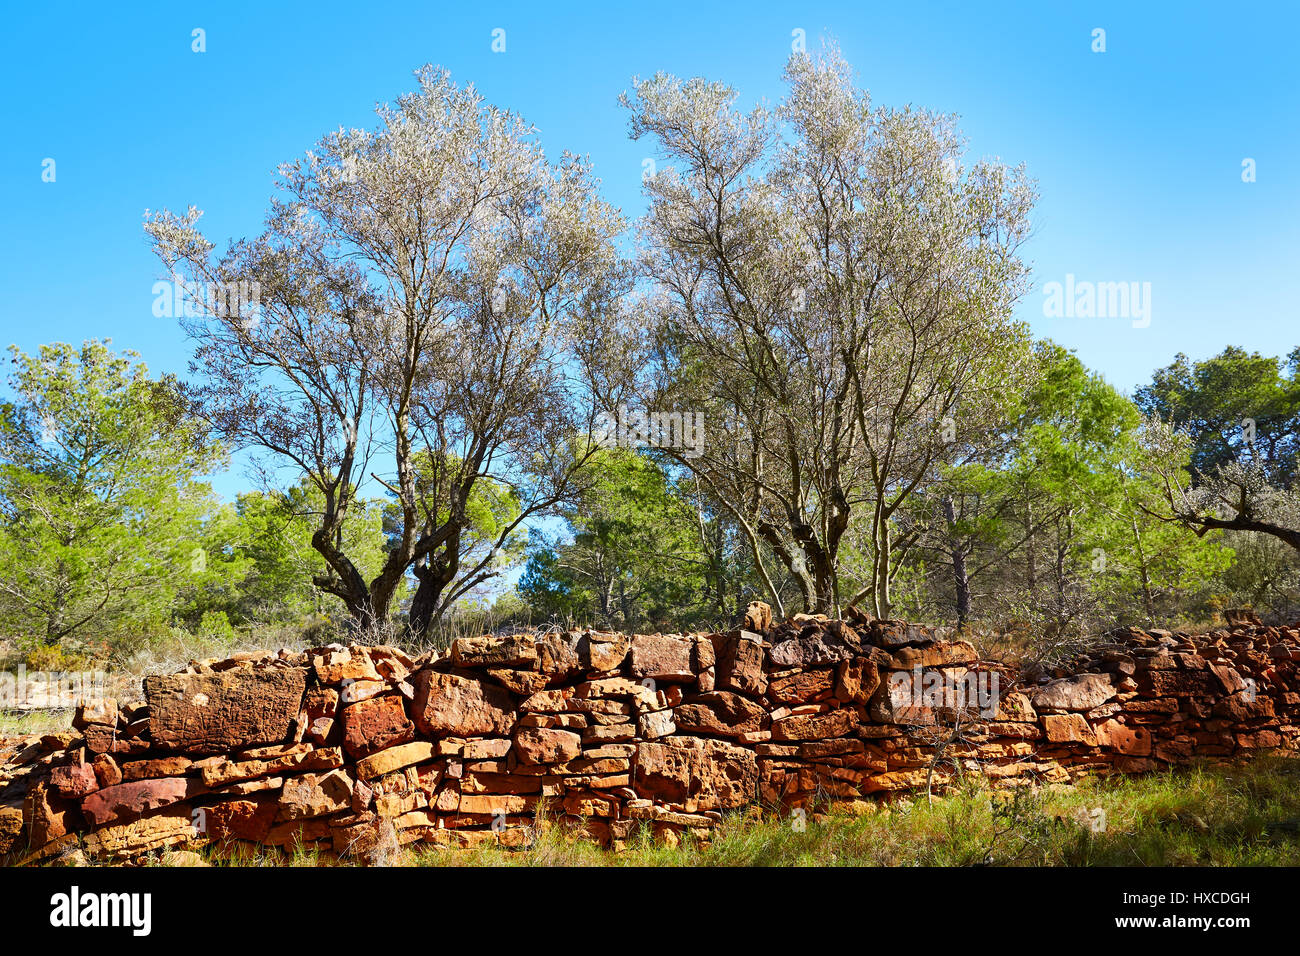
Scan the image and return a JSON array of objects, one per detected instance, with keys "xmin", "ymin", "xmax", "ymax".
[{"xmin": 2, "ymin": 1, "xmax": 1297, "ymax": 501}]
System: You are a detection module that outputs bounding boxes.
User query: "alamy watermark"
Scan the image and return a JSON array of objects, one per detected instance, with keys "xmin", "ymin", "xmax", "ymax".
[
  {"xmin": 593, "ymin": 404, "xmax": 705, "ymax": 459},
  {"xmin": 1042, "ymin": 274, "xmax": 1151, "ymax": 328},
  {"xmin": 152, "ymin": 278, "xmax": 262, "ymax": 326},
  {"xmin": 50, "ymin": 886, "xmax": 151, "ymax": 936},
  {"xmin": 888, "ymin": 666, "xmax": 1001, "ymax": 718},
  {"xmin": 0, "ymin": 667, "xmax": 108, "ymax": 710}
]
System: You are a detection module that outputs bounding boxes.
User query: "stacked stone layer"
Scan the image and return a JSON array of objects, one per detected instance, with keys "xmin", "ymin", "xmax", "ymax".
[{"xmin": 3, "ymin": 607, "xmax": 1299, "ymax": 863}]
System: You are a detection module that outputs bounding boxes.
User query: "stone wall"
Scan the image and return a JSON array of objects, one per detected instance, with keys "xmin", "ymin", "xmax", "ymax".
[{"xmin": 3, "ymin": 605, "xmax": 1298, "ymax": 863}]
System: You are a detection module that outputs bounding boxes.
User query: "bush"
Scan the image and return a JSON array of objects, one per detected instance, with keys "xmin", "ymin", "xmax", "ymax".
[
  {"xmin": 197, "ymin": 610, "xmax": 238, "ymax": 642},
  {"xmin": 22, "ymin": 642, "xmax": 88, "ymax": 672}
]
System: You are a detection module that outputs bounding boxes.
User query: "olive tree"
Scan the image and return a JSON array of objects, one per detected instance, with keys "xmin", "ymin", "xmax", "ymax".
[
  {"xmin": 146, "ymin": 66, "xmax": 625, "ymax": 638},
  {"xmin": 618, "ymin": 45, "xmax": 1035, "ymax": 618},
  {"xmin": 1140, "ymin": 418, "xmax": 1300, "ymax": 554}
]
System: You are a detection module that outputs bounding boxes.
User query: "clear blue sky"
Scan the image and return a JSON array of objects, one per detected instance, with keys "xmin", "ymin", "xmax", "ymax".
[{"xmin": 2, "ymin": 1, "xmax": 1297, "ymax": 501}]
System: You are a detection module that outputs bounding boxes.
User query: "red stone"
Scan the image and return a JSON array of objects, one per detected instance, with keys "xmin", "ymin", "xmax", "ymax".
[
  {"xmin": 711, "ymin": 631, "xmax": 768, "ymax": 695},
  {"xmin": 80, "ymin": 777, "xmax": 209, "ymax": 826},
  {"xmin": 144, "ymin": 668, "xmax": 307, "ymax": 753},
  {"xmin": 513, "ymin": 727, "xmax": 582, "ymax": 765},
  {"xmin": 410, "ymin": 670, "xmax": 516, "ymax": 737},
  {"xmin": 50, "ymin": 761, "xmax": 99, "ymax": 798},
  {"xmin": 341, "ymin": 695, "xmax": 415, "ymax": 758}
]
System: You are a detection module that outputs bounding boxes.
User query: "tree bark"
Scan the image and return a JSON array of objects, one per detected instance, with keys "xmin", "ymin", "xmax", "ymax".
[
  {"xmin": 872, "ymin": 512, "xmax": 893, "ymax": 620},
  {"xmin": 1128, "ymin": 511, "xmax": 1155, "ymax": 619},
  {"xmin": 1025, "ymin": 496, "xmax": 1037, "ymax": 599},
  {"xmin": 942, "ymin": 496, "xmax": 971, "ymax": 629}
]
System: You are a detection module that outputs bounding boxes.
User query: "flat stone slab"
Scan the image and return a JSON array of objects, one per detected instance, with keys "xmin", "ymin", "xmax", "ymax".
[
  {"xmin": 145, "ymin": 668, "xmax": 308, "ymax": 754},
  {"xmin": 1031, "ymin": 672, "xmax": 1116, "ymax": 712}
]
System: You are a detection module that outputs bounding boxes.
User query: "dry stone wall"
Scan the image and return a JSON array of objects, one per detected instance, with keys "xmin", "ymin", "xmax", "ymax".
[{"xmin": 3, "ymin": 605, "xmax": 1299, "ymax": 863}]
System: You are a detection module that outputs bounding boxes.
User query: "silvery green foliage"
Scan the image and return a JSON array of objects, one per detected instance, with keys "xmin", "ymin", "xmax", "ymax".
[
  {"xmin": 145, "ymin": 66, "xmax": 626, "ymax": 634},
  {"xmin": 1140, "ymin": 415, "xmax": 1300, "ymax": 552},
  {"xmin": 618, "ymin": 44, "xmax": 1037, "ymax": 618}
]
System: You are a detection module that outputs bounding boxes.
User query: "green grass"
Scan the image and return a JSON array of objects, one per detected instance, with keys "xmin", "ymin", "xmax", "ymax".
[{"xmin": 146, "ymin": 756, "xmax": 1300, "ymax": 868}]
